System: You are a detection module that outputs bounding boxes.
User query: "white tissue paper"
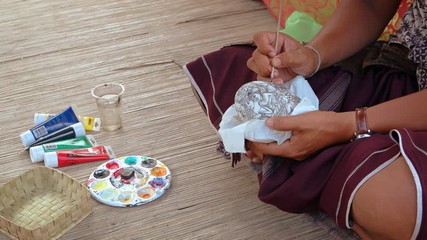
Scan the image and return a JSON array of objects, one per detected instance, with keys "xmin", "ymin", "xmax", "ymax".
[{"xmin": 218, "ymin": 75, "xmax": 319, "ymax": 153}]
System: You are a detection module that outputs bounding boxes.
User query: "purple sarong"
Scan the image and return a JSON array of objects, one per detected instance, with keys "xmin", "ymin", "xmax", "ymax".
[{"xmin": 183, "ymin": 44, "xmax": 427, "ymax": 239}]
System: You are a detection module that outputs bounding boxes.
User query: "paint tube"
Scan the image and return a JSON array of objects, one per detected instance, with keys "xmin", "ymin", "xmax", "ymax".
[
  {"xmin": 34, "ymin": 113, "xmax": 101, "ymax": 131},
  {"xmin": 26, "ymin": 122, "xmax": 86, "ymax": 149},
  {"xmin": 29, "ymin": 135, "xmax": 98, "ymax": 163},
  {"xmin": 20, "ymin": 106, "xmax": 80, "ymax": 148},
  {"xmin": 44, "ymin": 146, "xmax": 117, "ymax": 168},
  {"xmin": 79, "ymin": 116, "xmax": 101, "ymax": 131}
]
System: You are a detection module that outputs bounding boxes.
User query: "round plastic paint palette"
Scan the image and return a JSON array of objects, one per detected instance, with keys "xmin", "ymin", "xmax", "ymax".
[{"xmin": 87, "ymin": 156, "xmax": 171, "ymax": 207}]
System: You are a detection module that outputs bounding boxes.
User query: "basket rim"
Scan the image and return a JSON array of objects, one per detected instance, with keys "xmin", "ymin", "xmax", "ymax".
[{"xmin": 0, "ymin": 166, "xmax": 92, "ymax": 234}]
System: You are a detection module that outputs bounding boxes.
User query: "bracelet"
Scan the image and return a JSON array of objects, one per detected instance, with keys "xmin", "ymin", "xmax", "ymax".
[{"xmin": 304, "ymin": 45, "xmax": 321, "ymax": 78}]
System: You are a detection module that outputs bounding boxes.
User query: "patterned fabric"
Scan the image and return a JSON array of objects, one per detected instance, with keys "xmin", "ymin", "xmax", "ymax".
[
  {"xmin": 262, "ymin": 0, "xmax": 413, "ymax": 41},
  {"xmin": 382, "ymin": 0, "xmax": 414, "ymax": 41},
  {"xmin": 263, "ymin": 0, "xmax": 339, "ymax": 27},
  {"xmin": 397, "ymin": 0, "xmax": 427, "ymax": 89}
]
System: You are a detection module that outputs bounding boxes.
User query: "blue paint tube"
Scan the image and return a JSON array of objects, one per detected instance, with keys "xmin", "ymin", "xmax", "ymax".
[
  {"xmin": 26, "ymin": 122, "xmax": 86, "ymax": 149},
  {"xmin": 20, "ymin": 106, "xmax": 80, "ymax": 148}
]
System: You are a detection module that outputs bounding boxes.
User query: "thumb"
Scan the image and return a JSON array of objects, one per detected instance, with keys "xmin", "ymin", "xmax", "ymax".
[{"xmin": 265, "ymin": 116, "xmax": 297, "ymax": 131}]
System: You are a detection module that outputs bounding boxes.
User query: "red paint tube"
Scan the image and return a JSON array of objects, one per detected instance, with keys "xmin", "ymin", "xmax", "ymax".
[{"xmin": 44, "ymin": 146, "xmax": 117, "ymax": 168}]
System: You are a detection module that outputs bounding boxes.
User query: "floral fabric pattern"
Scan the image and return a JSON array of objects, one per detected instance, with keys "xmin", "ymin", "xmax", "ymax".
[
  {"xmin": 263, "ymin": 0, "xmax": 413, "ymax": 41},
  {"xmin": 397, "ymin": 0, "xmax": 427, "ymax": 89},
  {"xmin": 265, "ymin": 0, "xmax": 338, "ymax": 27}
]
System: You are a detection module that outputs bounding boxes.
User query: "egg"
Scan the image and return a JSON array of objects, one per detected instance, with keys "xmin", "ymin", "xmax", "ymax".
[{"xmin": 234, "ymin": 81, "xmax": 301, "ymax": 122}]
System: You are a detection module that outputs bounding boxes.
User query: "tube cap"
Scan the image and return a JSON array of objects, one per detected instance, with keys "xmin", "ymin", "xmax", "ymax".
[
  {"xmin": 33, "ymin": 113, "xmax": 54, "ymax": 125},
  {"xmin": 44, "ymin": 152, "xmax": 59, "ymax": 168},
  {"xmin": 20, "ymin": 130, "xmax": 36, "ymax": 148},
  {"xmin": 29, "ymin": 145, "xmax": 45, "ymax": 163},
  {"xmin": 71, "ymin": 122, "xmax": 86, "ymax": 137}
]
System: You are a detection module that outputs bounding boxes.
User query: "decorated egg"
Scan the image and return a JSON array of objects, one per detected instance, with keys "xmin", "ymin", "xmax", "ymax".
[{"xmin": 234, "ymin": 81, "xmax": 301, "ymax": 122}]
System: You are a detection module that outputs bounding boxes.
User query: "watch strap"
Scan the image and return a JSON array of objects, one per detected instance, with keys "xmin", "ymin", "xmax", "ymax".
[{"xmin": 353, "ymin": 107, "xmax": 372, "ymax": 140}]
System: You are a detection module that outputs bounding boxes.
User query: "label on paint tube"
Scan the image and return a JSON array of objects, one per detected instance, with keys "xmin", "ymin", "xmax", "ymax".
[
  {"xmin": 27, "ymin": 122, "xmax": 86, "ymax": 149},
  {"xmin": 34, "ymin": 113, "xmax": 101, "ymax": 131},
  {"xmin": 80, "ymin": 116, "xmax": 101, "ymax": 131},
  {"xmin": 44, "ymin": 135, "xmax": 97, "ymax": 150},
  {"xmin": 44, "ymin": 146, "xmax": 117, "ymax": 168},
  {"xmin": 20, "ymin": 106, "xmax": 80, "ymax": 148},
  {"xmin": 29, "ymin": 135, "xmax": 98, "ymax": 163}
]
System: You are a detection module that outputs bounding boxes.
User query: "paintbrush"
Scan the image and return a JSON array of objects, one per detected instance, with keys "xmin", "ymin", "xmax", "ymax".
[{"xmin": 270, "ymin": 0, "xmax": 284, "ymax": 81}]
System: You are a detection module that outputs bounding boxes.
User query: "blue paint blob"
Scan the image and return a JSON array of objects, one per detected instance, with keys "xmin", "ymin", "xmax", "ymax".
[{"xmin": 124, "ymin": 156, "xmax": 138, "ymax": 165}]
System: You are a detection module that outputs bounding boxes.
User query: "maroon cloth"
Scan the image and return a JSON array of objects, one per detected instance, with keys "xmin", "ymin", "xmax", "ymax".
[
  {"xmin": 320, "ymin": 128, "xmax": 427, "ymax": 240},
  {"xmin": 184, "ymin": 45, "xmax": 257, "ymax": 129},
  {"xmin": 184, "ymin": 45, "xmax": 427, "ymax": 238},
  {"xmin": 256, "ymin": 61, "xmax": 418, "ymax": 215}
]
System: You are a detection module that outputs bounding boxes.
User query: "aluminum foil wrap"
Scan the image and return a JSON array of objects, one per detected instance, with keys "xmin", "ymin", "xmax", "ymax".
[{"xmin": 234, "ymin": 81, "xmax": 301, "ymax": 122}]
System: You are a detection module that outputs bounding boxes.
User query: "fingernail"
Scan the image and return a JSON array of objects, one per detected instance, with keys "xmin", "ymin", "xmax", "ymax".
[
  {"xmin": 268, "ymin": 51, "xmax": 276, "ymax": 57},
  {"xmin": 272, "ymin": 68, "xmax": 278, "ymax": 77},
  {"xmin": 272, "ymin": 58, "xmax": 281, "ymax": 67},
  {"xmin": 272, "ymin": 79, "xmax": 285, "ymax": 84}
]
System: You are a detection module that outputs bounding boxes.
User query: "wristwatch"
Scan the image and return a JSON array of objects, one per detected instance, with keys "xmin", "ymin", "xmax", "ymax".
[{"xmin": 352, "ymin": 107, "xmax": 373, "ymax": 141}]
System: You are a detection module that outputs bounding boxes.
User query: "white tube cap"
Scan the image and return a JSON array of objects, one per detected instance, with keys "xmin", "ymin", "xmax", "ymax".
[
  {"xmin": 29, "ymin": 145, "xmax": 45, "ymax": 163},
  {"xmin": 33, "ymin": 113, "xmax": 53, "ymax": 125},
  {"xmin": 20, "ymin": 131, "xmax": 36, "ymax": 148},
  {"xmin": 71, "ymin": 122, "xmax": 86, "ymax": 137},
  {"xmin": 44, "ymin": 152, "xmax": 59, "ymax": 168}
]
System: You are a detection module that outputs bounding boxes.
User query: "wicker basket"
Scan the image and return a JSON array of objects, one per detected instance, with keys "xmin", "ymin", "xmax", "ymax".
[{"xmin": 0, "ymin": 167, "xmax": 92, "ymax": 240}]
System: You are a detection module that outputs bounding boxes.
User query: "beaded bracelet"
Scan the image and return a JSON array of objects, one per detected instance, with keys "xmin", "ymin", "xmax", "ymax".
[{"xmin": 304, "ymin": 45, "xmax": 321, "ymax": 78}]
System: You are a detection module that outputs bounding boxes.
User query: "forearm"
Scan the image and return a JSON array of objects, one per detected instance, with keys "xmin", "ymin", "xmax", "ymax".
[
  {"xmin": 369, "ymin": 90, "xmax": 427, "ymax": 133},
  {"xmin": 308, "ymin": 0, "xmax": 400, "ymax": 68},
  {"xmin": 338, "ymin": 90, "xmax": 427, "ymax": 141}
]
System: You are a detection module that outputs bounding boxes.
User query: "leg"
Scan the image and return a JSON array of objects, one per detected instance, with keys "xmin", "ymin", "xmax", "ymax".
[
  {"xmin": 351, "ymin": 155, "xmax": 417, "ymax": 240},
  {"xmin": 184, "ymin": 45, "xmax": 257, "ymax": 129}
]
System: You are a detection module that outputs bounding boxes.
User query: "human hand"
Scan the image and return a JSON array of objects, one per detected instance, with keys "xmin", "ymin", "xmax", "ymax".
[
  {"xmin": 247, "ymin": 32, "xmax": 320, "ymax": 83},
  {"xmin": 246, "ymin": 111, "xmax": 354, "ymax": 161}
]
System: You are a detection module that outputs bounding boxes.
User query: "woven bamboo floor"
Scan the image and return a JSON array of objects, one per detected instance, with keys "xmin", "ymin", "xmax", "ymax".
[{"xmin": 0, "ymin": 0, "xmax": 338, "ymax": 239}]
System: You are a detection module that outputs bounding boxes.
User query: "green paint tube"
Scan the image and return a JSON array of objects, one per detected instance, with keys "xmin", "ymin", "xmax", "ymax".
[{"xmin": 29, "ymin": 135, "xmax": 98, "ymax": 163}]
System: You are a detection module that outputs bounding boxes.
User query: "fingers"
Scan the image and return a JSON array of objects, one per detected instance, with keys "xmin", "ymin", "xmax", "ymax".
[
  {"xmin": 247, "ymin": 49, "xmax": 275, "ymax": 79},
  {"xmin": 248, "ymin": 141, "xmax": 291, "ymax": 160},
  {"xmin": 272, "ymin": 49, "xmax": 306, "ymax": 68},
  {"xmin": 247, "ymin": 138, "xmax": 310, "ymax": 161},
  {"xmin": 253, "ymin": 32, "xmax": 301, "ymax": 57},
  {"xmin": 252, "ymin": 140, "xmax": 308, "ymax": 161},
  {"xmin": 249, "ymin": 32, "xmax": 309, "ymax": 81},
  {"xmin": 245, "ymin": 142, "xmax": 264, "ymax": 160},
  {"xmin": 265, "ymin": 116, "xmax": 297, "ymax": 132},
  {"xmin": 272, "ymin": 47, "xmax": 318, "ymax": 77},
  {"xmin": 245, "ymin": 150, "xmax": 263, "ymax": 163},
  {"xmin": 253, "ymin": 32, "xmax": 278, "ymax": 57},
  {"xmin": 247, "ymin": 140, "xmax": 293, "ymax": 160},
  {"xmin": 250, "ymin": 32, "xmax": 316, "ymax": 80}
]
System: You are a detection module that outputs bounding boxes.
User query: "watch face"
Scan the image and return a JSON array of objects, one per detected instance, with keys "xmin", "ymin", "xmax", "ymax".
[
  {"xmin": 354, "ymin": 132, "xmax": 373, "ymax": 140},
  {"xmin": 234, "ymin": 81, "xmax": 301, "ymax": 122}
]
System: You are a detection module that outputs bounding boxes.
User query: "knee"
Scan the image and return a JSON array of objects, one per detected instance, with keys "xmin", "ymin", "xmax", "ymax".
[{"xmin": 351, "ymin": 157, "xmax": 417, "ymax": 240}]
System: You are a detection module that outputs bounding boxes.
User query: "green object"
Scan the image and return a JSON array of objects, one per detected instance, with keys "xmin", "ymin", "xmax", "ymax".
[
  {"xmin": 281, "ymin": 11, "xmax": 323, "ymax": 43},
  {"xmin": 29, "ymin": 135, "xmax": 98, "ymax": 163}
]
